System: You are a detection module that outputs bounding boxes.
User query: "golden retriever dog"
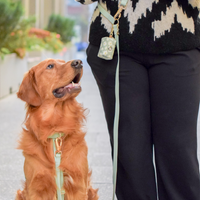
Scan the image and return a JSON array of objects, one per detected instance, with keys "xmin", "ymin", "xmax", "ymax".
[{"xmin": 15, "ymin": 59, "xmax": 98, "ymax": 200}]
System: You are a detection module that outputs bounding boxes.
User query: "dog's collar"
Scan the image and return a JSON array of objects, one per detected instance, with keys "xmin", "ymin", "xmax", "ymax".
[{"xmin": 48, "ymin": 132, "xmax": 65, "ymax": 139}]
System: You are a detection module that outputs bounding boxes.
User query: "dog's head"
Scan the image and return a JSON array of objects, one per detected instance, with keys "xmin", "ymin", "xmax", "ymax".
[{"xmin": 17, "ymin": 59, "xmax": 83, "ymax": 106}]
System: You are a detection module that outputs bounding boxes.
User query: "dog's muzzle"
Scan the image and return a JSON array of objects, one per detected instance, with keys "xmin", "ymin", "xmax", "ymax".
[{"xmin": 52, "ymin": 60, "xmax": 83, "ymax": 98}]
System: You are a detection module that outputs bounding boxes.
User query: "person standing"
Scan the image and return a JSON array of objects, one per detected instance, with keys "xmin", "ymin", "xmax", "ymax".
[{"xmin": 76, "ymin": 0, "xmax": 200, "ymax": 199}]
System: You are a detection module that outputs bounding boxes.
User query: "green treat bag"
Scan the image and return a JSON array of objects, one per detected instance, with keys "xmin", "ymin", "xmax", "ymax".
[{"xmin": 98, "ymin": 37, "xmax": 116, "ymax": 60}]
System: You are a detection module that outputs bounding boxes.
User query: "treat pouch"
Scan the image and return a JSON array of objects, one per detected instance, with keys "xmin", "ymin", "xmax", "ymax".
[{"xmin": 98, "ymin": 37, "xmax": 116, "ymax": 60}]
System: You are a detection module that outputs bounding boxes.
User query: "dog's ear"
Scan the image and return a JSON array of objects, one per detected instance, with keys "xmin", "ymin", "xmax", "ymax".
[{"xmin": 17, "ymin": 70, "xmax": 42, "ymax": 106}]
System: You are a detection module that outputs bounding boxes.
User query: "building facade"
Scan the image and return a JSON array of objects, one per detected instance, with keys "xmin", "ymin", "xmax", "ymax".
[{"xmin": 21, "ymin": 0, "xmax": 65, "ymax": 29}]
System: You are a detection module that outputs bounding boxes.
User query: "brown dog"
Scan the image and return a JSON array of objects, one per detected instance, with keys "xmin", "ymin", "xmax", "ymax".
[{"xmin": 15, "ymin": 59, "xmax": 98, "ymax": 200}]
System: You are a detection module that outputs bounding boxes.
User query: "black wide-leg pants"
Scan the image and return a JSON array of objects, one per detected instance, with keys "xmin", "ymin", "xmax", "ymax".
[{"xmin": 86, "ymin": 44, "xmax": 200, "ymax": 200}]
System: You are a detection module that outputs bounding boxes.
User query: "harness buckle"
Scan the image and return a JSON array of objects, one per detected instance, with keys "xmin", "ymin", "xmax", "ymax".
[{"xmin": 55, "ymin": 134, "xmax": 63, "ymax": 154}]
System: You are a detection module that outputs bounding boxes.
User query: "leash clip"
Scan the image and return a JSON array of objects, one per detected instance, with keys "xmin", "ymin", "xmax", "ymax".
[{"xmin": 55, "ymin": 134, "xmax": 63, "ymax": 154}]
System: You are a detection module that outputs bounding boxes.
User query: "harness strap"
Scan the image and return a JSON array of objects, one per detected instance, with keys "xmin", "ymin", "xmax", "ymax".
[
  {"xmin": 98, "ymin": 1, "xmax": 128, "ymax": 199},
  {"xmin": 48, "ymin": 133, "xmax": 65, "ymax": 200}
]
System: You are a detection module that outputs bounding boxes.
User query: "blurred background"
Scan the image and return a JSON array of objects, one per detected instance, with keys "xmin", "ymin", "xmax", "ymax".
[{"xmin": 0, "ymin": 1, "xmax": 113, "ymax": 200}]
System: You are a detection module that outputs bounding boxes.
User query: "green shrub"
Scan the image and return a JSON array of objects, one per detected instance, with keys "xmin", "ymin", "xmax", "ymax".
[
  {"xmin": 3, "ymin": 16, "xmax": 64, "ymax": 58},
  {"xmin": 43, "ymin": 32, "xmax": 64, "ymax": 53},
  {"xmin": 3, "ymin": 17, "xmax": 39, "ymax": 58},
  {"xmin": 28, "ymin": 28, "xmax": 64, "ymax": 54},
  {"xmin": 0, "ymin": 0, "xmax": 23, "ymax": 50},
  {"xmin": 46, "ymin": 14, "xmax": 76, "ymax": 44}
]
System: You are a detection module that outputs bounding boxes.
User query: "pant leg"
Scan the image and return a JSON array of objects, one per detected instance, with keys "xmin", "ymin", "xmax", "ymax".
[
  {"xmin": 86, "ymin": 44, "xmax": 157, "ymax": 200},
  {"xmin": 148, "ymin": 49, "xmax": 200, "ymax": 200}
]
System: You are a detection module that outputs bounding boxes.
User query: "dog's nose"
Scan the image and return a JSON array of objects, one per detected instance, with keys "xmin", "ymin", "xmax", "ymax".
[{"xmin": 71, "ymin": 60, "xmax": 83, "ymax": 69}]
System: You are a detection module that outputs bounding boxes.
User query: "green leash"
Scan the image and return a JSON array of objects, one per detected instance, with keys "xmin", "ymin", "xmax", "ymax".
[
  {"xmin": 48, "ymin": 133, "xmax": 65, "ymax": 200},
  {"xmin": 98, "ymin": 1, "xmax": 128, "ymax": 199}
]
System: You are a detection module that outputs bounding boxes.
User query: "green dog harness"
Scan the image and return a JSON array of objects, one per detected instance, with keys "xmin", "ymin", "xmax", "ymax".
[{"xmin": 48, "ymin": 133, "xmax": 65, "ymax": 200}]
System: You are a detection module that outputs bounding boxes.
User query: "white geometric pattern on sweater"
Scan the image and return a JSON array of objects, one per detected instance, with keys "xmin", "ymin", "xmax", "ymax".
[
  {"xmin": 152, "ymin": 0, "xmax": 195, "ymax": 40},
  {"xmin": 123, "ymin": 0, "xmax": 195, "ymax": 40},
  {"xmin": 91, "ymin": 1, "xmax": 113, "ymax": 32},
  {"xmin": 124, "ymin": 0, "xmax": 159, "ymax": 33},
  {"xmin": 188, "ymin": 0, "xmax": 200, "ymax": 9},
  {"xmin": 90, "ymin": 0, "xmax": 198, "ymax": 41}
]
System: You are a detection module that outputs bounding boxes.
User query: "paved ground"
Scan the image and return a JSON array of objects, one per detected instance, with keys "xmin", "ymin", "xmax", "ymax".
[
  {"xmin": 1, "ymin": 51, "xmax": 200, "ymax": 200},
  {"xmin": 0, "ymin": 52, "xmax": 112, "ymax": 200}
]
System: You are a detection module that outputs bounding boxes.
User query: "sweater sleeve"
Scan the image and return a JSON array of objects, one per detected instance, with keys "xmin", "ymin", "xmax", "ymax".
[{"xmin": 75, "ymin": 0, "xmax": 98, "ymax": 5}]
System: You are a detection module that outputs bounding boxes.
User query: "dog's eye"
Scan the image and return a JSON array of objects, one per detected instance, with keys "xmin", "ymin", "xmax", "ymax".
[{"xmin": 47, "ymin": 64, "xmax": 54, "ymax": 69}]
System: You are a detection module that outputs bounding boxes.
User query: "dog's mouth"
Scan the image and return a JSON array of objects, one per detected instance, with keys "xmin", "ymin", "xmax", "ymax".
[{"xmin": 53, "ymin": 72, "xmax": 82, "ymax": 98}]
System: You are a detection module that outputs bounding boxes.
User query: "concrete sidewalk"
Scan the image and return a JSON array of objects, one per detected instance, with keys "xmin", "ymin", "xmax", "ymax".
[{"xmin": 0, "ymin": 52, "xmax": 112, "ymax": 200}]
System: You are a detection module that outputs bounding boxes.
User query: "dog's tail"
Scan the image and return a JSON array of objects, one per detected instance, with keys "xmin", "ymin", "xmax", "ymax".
[{"xmin": 87, "ymin": 170, "xmax": 99, "ymax": 200}]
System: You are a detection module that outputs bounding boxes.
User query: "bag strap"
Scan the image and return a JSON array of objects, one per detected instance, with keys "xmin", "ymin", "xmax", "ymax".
[{"xmin": 98, "ymin": 1, "xmax": 128, "ymax": 200}]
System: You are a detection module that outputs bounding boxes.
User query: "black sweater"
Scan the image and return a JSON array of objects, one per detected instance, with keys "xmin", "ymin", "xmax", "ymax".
[{"xmin": 76, "ymin": 0, "xmax": 200, "ymax": 54}]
